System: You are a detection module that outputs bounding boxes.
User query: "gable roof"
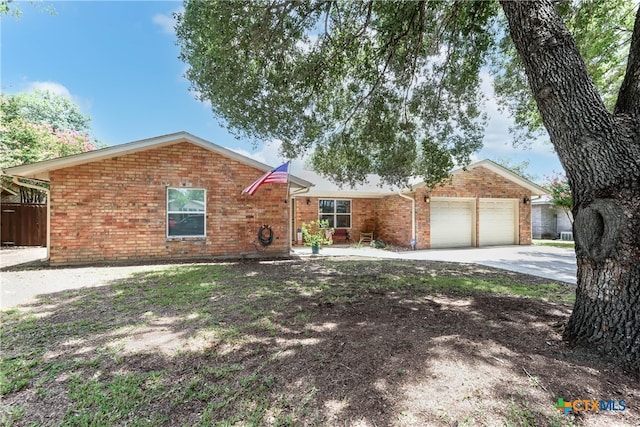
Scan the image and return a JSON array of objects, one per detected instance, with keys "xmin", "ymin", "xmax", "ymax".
[
  {"xmin": 411, "ymin": 159, "xmax": 548, "ymax": 196},
  {"xmin": 532, "ymin": 195, "xmax": 554, "ymax": 205},
  {"xmin": 2, "ymin": 132, "xmax": 313, "ymax": 189},
  {"xmin": 296, "ymin": 168, "xmax": 402, "ymax": 198},
  {"xmin": 298, "ymin": 159, "xmax": 548, "ymax": 198}
]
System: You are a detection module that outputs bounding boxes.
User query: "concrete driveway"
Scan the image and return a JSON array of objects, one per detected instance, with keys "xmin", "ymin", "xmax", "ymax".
[
  {"xmin": 0, "ymin": 247, "xmax": 47, "ymax": 269},
  {"xmin": 0, "ymin": 250, "xmax": 181, "ymax": 310},
  {"xmin": 1, "ymin": 244, "xmax": 576, "ymax": 310},
  {"xmin": 292, "ymin": 244, "xmax": 577, "ymax": 284}
]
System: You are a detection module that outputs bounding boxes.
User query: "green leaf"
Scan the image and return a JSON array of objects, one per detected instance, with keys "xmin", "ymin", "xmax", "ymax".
[{"xmin": 176, "ymin": 0, "xmax": 499, "ymax": 187}]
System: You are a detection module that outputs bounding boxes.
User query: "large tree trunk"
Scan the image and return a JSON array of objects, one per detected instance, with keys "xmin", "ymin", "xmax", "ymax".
[{"xmin": 500, "ymin": 1, "xmax": 640, "ymax": 371}]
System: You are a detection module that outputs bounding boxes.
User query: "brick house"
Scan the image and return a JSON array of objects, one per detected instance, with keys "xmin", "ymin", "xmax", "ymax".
[
  {"xmin": 4, "ymin": 132, "xmax": 546, "ymax": 264},
  {"xmin": 292, "ymin": 160, "xmax": 547, "ymax": 249},
  {"xmin": 532, "ymin": 195, "xmax": 573, "ymax": 240},
  {"xmin": 3, "ymin": 132, "xmax": 312, "ymax": 264}
]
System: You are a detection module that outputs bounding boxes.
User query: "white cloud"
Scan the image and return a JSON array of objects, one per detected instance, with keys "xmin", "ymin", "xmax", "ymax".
[
  {"xmin": 26, "ymin": 81, "xmax": 72, "ymax": 98},
  {"xmin": 152, "ymin": 13, "xmax": 175, "ymax": 34},
  {"xmin": 18, "ymin": 80, "xmax": 98, "ymax": 123},
  {"xmin": 231, "ymin": 139, "xmax": 290, "ymax": 167},
  {"xmin": 152, "ymin": 7, "xmax": 182, "ymax": 35},
  {"xmin": 479, "ymin": 71, "xmax": 555, "ymax": 158},
  {"xmin": 232, "ymin": 140, "xmax": 317, "ymax": 181},
  {"xmin": 188, "ymin": 87, "xmax": 212, "ymax": 108}
]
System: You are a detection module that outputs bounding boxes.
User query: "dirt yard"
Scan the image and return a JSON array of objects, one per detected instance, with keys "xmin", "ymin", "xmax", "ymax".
[{"xmin": 1, "ymin": 258, "xmax": 638, "ymax": 426}]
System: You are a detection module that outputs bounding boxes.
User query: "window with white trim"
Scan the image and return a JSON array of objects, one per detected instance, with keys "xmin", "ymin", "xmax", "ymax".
[
  {"xmin": 319, "ymin": 199, "xmax": 351, "ymax": 228},
  {"xmin": 167, "ymin": 188, "xmax": 206, "ymax": 237}
]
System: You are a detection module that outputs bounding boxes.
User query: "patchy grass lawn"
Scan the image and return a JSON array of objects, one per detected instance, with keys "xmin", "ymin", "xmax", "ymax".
[
  {"xmin": 533, "ymin": 240, "xmax": 575, "ymax": 249},
  {"xmin": 1, "ymin": 258, "xmax": 638, "ymax": 426}
]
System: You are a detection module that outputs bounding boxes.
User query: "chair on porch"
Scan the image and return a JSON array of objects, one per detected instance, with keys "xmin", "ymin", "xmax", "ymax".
[{"xmin": 359, "ymin": 218, "xmax": 375, "ymax": 243}]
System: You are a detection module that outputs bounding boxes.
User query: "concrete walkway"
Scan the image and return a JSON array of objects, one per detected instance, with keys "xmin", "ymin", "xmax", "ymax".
[
  {"xmin": 0, "ymin": 244, "xmax": 576, "ymax": 310},
  {"xmin": 291, "ymin": 244, "xmax": 577, "ymax": 284}
]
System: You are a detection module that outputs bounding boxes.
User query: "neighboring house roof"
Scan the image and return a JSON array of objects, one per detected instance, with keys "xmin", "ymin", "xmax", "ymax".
[
  {"xmin": 2, "ymin": 131, "xmax": 314, "ymax": 189},
  {"xmin": 532, "ymin": 195, "xmax": 554, "ymax": 205},
  {"xmin": 532, "ymin": 195, "xmax": 572, "ymax": 210}
]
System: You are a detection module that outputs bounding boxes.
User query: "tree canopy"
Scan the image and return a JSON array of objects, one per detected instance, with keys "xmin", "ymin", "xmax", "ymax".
[
  {"xmin": 177, "ymin": 1, "xmax": 640, "ymax": 369},
  {"xmin": 0, "ymin": 91, "xmax": 101, "ymax": 170},
  {"xmin": 492, "ymin": 0, "xmax": 636, "ymax": 144},
  {"xmin": 543, "ymin": 173, "xmax": 573, "ymax": 223},
  {"xmin": 9, "ymin": 90, "xmax": 93, "ymax": 135},
  {"xmin": 175, "ymin": 0, "xmax": 634, "ymax": 188}
]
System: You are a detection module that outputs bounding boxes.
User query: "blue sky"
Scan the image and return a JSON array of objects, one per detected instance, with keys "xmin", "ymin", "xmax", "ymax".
[{"xmin": 2, "ymin": 1, "xmax": 564, "ymax": 185}]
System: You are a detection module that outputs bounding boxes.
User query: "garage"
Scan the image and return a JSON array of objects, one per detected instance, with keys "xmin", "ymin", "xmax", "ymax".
[
  {"xmin": 430, "ymin": 199, "xmax": 475, "ymax": 248},
  {"xmin": 479, "ymin": 199, "xmax": 518, "ymax": 246}
]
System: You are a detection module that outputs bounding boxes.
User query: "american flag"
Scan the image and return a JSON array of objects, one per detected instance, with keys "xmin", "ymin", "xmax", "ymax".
[{"xmin": 242, "ymin": 162, "xmax": 290, "ymax": 195}]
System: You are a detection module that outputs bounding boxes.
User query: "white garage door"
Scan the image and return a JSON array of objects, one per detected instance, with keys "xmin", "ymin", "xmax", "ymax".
[
  {"xmin": 430, "ymin": 199, "xmax": 474, "ymax": 248},
  {"xmin": 479, "ymin": 199, "xmax": 517, "ymax": 246}
]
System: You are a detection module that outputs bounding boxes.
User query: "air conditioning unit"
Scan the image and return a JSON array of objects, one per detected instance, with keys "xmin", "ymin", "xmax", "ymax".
[{"xmin": 560, "ymin": 231, "xmax": 573, "ymax": 241}]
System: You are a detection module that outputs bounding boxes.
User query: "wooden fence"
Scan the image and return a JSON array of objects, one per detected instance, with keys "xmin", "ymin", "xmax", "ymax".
[{"xmin": 1, "ymin": 203, "xmax": 47, "ymax": 246}]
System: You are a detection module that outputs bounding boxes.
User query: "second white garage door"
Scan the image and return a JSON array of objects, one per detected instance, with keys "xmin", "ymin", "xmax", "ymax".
[
  {"xmin": 430, "ymin": 199, "xmax": 474, "ymax": 248},
  {"xmin": 479, "ymin": 199, "xmax": 518, "ymax": 246}
]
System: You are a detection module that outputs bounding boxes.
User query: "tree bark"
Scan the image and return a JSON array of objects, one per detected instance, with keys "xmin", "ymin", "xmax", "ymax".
[{"xmin": 500, "ymin": 1, "xmax": 640, "ymax": 371}]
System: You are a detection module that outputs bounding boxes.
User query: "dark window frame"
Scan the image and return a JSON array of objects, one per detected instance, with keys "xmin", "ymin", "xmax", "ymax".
[{"xmin": 318, "ymin": 199, "xmax": 352, "ymax": 229}]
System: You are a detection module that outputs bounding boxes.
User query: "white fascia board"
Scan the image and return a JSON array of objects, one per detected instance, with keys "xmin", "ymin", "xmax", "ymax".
[
  {"xmin": 303, "ymin": 188, "xmax": 402, "ymax": 198},
  {"xmin": 471, "ymin": 160, "xmax": 549, "ymax": 195},
  {"xmin": 3, "ymin": 132, "xmax": 191, "ymax": 180},
  {"xmin": 302, "ymin": 191, "xmax": 389, "ymax": 199}
]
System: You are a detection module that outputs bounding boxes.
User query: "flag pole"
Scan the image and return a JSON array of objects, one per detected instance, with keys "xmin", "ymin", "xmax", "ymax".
[
  {"xmin": 285, "ymin": 161, "xmax": 292, "ymax": 203},
  {"xmin": 285, "ymin": 160, "xmax": 292, "ymax": 252}
]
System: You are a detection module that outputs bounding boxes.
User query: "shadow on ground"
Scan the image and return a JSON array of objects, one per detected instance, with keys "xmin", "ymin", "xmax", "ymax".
[{"xmin": 1, "ymin": 259, "xmax": 637, "ymax": 426}]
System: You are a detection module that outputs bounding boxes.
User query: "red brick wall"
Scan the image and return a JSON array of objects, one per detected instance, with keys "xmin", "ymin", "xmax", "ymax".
[
  {"xmin": 292, "ymin": 166, "xmax": 532, "ymax": 248},
  {"xmin": 375, "ymin": 196, "xmax": 413, "ymax": 246},
  {"xmin": 415, "ymin": 191, "xmax": 430, "ymax": 248},
  {"xmin": 49, "ymin": 142, "xmax": 289, "ymax": 264},
  {"xmin": 293, "ymin": 197, "xmax": 377, "ymax": 244},
  {"xmin": 293, "ymin": 197, "xmax": 318, "ymax": 244},
  {"xmin": 351, "ymin": 199, "xmax": 377, "ymax": 241},
  {"xmin": 417, "ymin": 166, "xmax": 532, "ymax": 248}
]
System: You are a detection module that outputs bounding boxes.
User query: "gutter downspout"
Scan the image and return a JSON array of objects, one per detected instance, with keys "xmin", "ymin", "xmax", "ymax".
[
  {"xmin": 11, "ymin": 175, "xmax": 51, "ymax": 261},
  {"xmin": 289, "ymin": 187, "xmax": 311, "ymax": 197},
  {"xmin": 398, "ymin": 192, "xmax": 416, "ymax": 248}
]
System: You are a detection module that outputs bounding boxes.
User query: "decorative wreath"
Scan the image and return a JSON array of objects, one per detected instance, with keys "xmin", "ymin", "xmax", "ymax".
[{"xmin": 257, "ymin": 224, "xmax": 274, "ymax": 246}]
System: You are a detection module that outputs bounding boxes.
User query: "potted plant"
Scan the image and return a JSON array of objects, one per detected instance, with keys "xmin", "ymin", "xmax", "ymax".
[{"xmin": 301, "ymin": 219, "xmax": 334, "ymax": 254}]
